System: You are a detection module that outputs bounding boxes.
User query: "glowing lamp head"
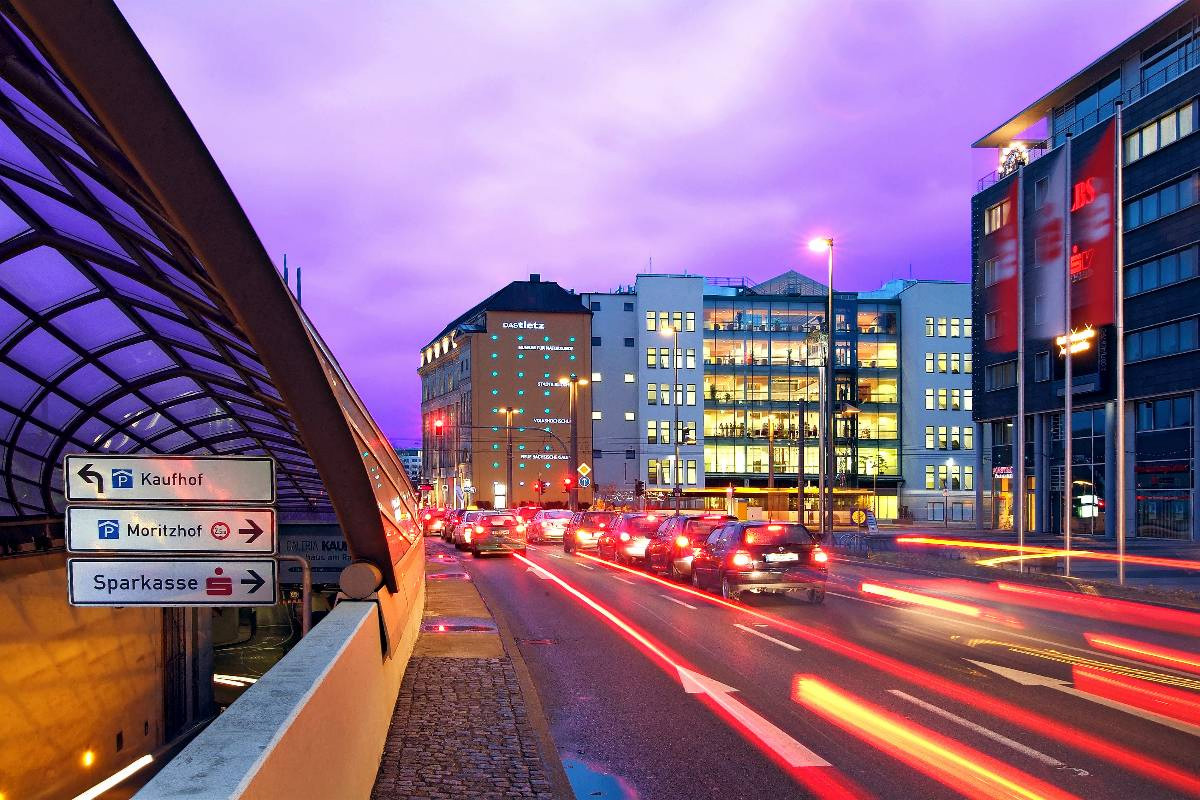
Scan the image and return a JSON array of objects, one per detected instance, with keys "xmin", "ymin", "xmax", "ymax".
[
  {"xmin": 808, "ymin": 236, "xmax": 833, "ymax": 252},
  {"xmin": 82, "ymin": 750, "xmax": 96, "ymax": 768}
]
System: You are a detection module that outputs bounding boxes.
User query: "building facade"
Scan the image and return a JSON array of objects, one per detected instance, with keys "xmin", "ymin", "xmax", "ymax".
[
  {"xmin": 971, "ymin": 1, "xmax": 1200, "ymax": 541},
  {"xmin": 419, "ymin": 275, "xmax": 593, "ymax": 509}
]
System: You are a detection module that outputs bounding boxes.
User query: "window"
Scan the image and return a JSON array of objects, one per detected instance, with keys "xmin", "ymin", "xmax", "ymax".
[
  {"xmin": 950, "ymin": 318, "xmax": 961, "ymax": 338},
  {"xmin": 668, "ymin": 311, "xmax": 681, "ymax": 332},
  {"xmin": 648, "ymin": 459, "xmax": 660, "ymax": 485},
  {"xmin": 925, "ymin": 317, "xmax": 935, "ymax": 336},
  {"xmin": 964, "ymin": 390, "xmax": 973, "ymax": 411},
  {"xmin": 1126, "ymin": 246, "xmax": 1199, "ymax": 296},
  {"xmin": 1136, "ymin": 395, "xmax": 1193, "ymax": 431},
  {"xmin": 938, "ymin": 426, "xmax": 948, "ymax": 450},
  {"xmin": 687, "ymin": 460, "xmax": 697, "ymax": 485},
  {"xmin": 937, "ymin": 317, "xmax": 948, "ymax": 337},
  {"xmin": 984, "ymin": 312, "xmax": 1000, "ymax": 340},
  {"xmin": 1124, "ymin": 101, "xmax": 1196, "ymax": 163},
  {"xmin": 964, "ymin": 318, "xmax": 973, "ymax": 339},
  {"xmin": 950, "ymin": 426, "xmax": 961, "ymax": 449},
  {"xmin": 660, "ymin": 383, "xmax": 671, "ymax": 405},
  {"xmin": 964, "ymin": 466, "xmax": 974, "ymax": 490},
  {"xmin": 925, "ymin": 353, "xmax": 934, "ymax": 373},
  {"xmin": 682, "ymin": 421, "xmax": 697, "ymax": 444},
  {"xmin": 591, "ymin": 336, "xmax": 602, "ymax": 346},
  {"xmin": 590, "ymin": 301, "xmax": 601, "ymax": 311},
  {"xmin": 950, "ymin": 389, "xmax": 961, "ymax": 411},
  {"xmin": 986, "ymin": 360, "xmax": 1017, "ymax": 390},
  {"xmin": 686, "ymin": 348, "xmax": 696, "ymax": 369},
  {"xmin": 964, "ymin": 426, "xmax": 974, "ymax": 451},
  {"xmin": 646, "ymin": 311, "xmax": 656, "ymax": 331},
  {"xmin": 626, "ymin": 449, "xmax": 635, "ymax": 459},
  {"xmin": 624, "ymin": 411, "xmax": 635, "ymax": 421},
  {"xmin": 950, "ymin": 353, "xmax": 961, "ymax": 374},
  {"xmin": 647, "ymin": 384, "xmax": 657, "ymax": 405},
  {"xmin": 1125, "ymin": 172, "xmax": 1199, "ymax": 230},
  {"xmin": 983, "ymin": 257, "xmax": 1002, "ymax": 287},
  {"xmin": 925, "ymin": 388, "xmax": 934, "ymax": 410},
  {"xmin": 624, "ymin": 373, "xmax": 635, "ymax": 383},
  {"xmin": 659, "ymin": 420, "xmax": 672, "ymax": 444},
  {"xmin": 624, "ymin": 302, "xmax": 634, "ymax": 312},
  {"xmin": 646, "ymin": 348, "xmax": 656, "ymax": 368},
  {"xmin": 925, "ymin": 426, "xmax": 935, "ymax": 449},
  {"xmin": 964, "ymin": 353, "xmax": 973, "ymax": 373},
  {"xmin": 984, "ymin": 200, "xmax": 1010, "ymax": 235},
  {"xmin": 685, "ymin": 312, "xmax": 696, "ymax": 332},
  {"xmin": 925, "ymin": 465, "xmax": 936, "ymax": 489},
  {"xmin": 686, "ymin": 385, "xmax": 696, "ymax": 406},
  {"xmin": 1127, "ymin": 318, "xmax": 1200, "ymax": 362},
  {"xmin": 591, "ymin": 372, "xmax": 602, "ymax": 382},
  {"xmin": 647, "ymin": 421, "xmax": 658, "ymax": 444},
  {"xmin": 937, "ymin": 353, "xmax": 948, "ymax": 373},
  {"xmin": 593, "ymin": 449, "xmax": 602, "ymax": 460},
  {"xmin": 659, "ymin": 347, "xmax": 671, "ymax": 368},
  {"xmin": 624, "ymin": 337, "xmax": 635, "ymax": 347},
  {"xmin": 592, "ymin": 411, "xmax": 602, "ymax": 420},
  {"xmin": 1035, "ymin": 351, "xmax": 1050, "ymax": 381},
  {"xmin": 674, "ymin": 383, "xmax": 684, "ymax": 405},
  {"xmin": 658, "ymin": 311, "xmax": 669, "ymax": 330},
  {"xmin": 1034, "ymin": 176, "xmax": 1049, "ymax": 209},
  {"xmin": 937, "ymin": 388, "xmax": 948, "ymax": 410}
]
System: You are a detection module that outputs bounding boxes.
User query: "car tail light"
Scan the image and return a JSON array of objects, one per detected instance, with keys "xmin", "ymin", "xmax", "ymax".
[
  {"xmin": 812, "ymin": 547, "xmax": 829, "ymax": 564},
  {"xmin": 767, "ymin": 524, "xmax": 783, "ymax": 531},
  {"xmin": 424, "ymin": 513, "xmax": 432, "ymax": 520},
  {"xmin": 745, "ymin": 532, "xmax": 756, "ymax": 544},
  {"xmin": 463, "ymin": 531, "xmax": 472, "ymax": 543},
  {"xmin": 646, "ymin": 515, "xmax": 657, "ymax": 521},
  {"xmin": 692, "ymin": 547, "xmax": 702, "ymax": 556},
  {"xmin": 675, "ymin": 535, "xmax": 689, "ymax": 548},
  {"xmin": 703, "ymin": 515, "xmax": 723, "ymax": 520},
  {"xmin": 576, "ymin": 530, "xmax": 588, "ymax": 539},
  {"xmin": 517, "ymin": 524, "xmax": 526, "ymax": 533},
  {"xmin": 598, "ymin": 523, "xmax": 606, "ymax": 529},
  {"xmin": 731, "ymin": 551, "xmax": 753, "ymax": 567},
  {"xmin": 619, "ymin": 532, "xmax": 630, "ymax": 542},
  {"xmin": 474, "ymin": 525, "xmax": 484, "ymax": 534}
]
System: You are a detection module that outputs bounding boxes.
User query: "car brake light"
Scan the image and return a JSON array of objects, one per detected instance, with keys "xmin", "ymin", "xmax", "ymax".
[
  {"xmin": 812, "ymin": 547, "xmax": 829, "ymax": 564},
  {"xmin": 517, "ymin": 524, "xmax": 526, "ymax": 533},
  {"xmin": 424, "ymin": 513, "xmax": 432, "ymax": 520},
  {"xmin": 619, "ymin": 532, "xmax": 630, "ymax": 542},
  {"xmin": 767, "ymin": 524, "xmax": 783, "ymax": 531},
  {"xmin": 475, "ymin": 525, "xmax": 484, "ymax": 534},
  {"xmin": 676, "ymin": 535, "xmax": 689, "ymax": 548},
  {"xmin": 598, "ymin": 523, "xmax": 606, "ymax": 528},
  {"xmin": 463, "ymin": 531, "xmax": 472, "ymax": 543},
  {"xmin": 731, "ymin": 551, "xmax": 753, "ymax": 567},
  {"xmin": 692, "ymin": 547, "xmax": 702, "ymax": 556},
  {"xmin": 647, "ymin": 515, "xmax": 657, "ymax": 521},
  {"xmin": 745, "ymin": 532, "xmax": 756, "ymax": 544},
  {"xmin": 576, "ymin": 530, "xmax": 588, "ymax": 539}
]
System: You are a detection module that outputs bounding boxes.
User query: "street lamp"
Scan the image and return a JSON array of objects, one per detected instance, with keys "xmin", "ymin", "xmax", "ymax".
[
  {"xmin": 809, "ymin": 236, "xmax": 835, "ymax": 535},
  {"xmin": 495, "ymin": 407, "xmax": 520, "ymax": 509},
  {"xmin": 660, "ymin": 325, "xmax": 682, "ymax": 514},
  {"xmin": 557, "ymin": 374, "xmax": 588, "ymax": 511}
]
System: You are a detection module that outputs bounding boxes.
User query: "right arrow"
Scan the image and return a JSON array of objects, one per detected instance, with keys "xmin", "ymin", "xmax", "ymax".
[
  {"xmin": 240, "ymin": 519, "xmax": 264, "ymax": 543},
  {"xmin": 77, "ymin": 462, "xmax": 104, "ymax": 494},
  {"xmin": 240, "ymin": 569, "xmax": 265, "ymax": 594},
  {"xmin": 968, "ymin": 660, "xmax": 1200, "ymax": 738}
]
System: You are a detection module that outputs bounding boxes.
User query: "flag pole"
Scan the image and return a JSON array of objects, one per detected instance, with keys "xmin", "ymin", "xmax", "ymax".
[
  {"xmin": 1114, "ymin": 102, "xmax": 1127, "ymax": 585},
  {"xmin": 1063, "ymin": 134, "xmax": 1073, "ymax": 578},
  {"xmin": 1015, "ymin": 165, "xmax": 1026, "ymax": 569}
]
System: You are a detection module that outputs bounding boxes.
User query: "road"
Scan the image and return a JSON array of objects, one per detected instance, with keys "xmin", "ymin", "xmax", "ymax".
[{"xmin": 429, "ymin": 537, "xmax": 1200, "ymax": 800}]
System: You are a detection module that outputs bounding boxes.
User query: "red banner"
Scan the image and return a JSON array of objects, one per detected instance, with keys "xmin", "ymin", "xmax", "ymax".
[
  {"xmin": 1069, "ymin": 118, "xmax": 1116, "ymax": 328},
  {"xmin": 1031, "ymin": 149, "xmax": 1067, "ymax": 341},
  {"xmin": 981, "ymin": 177, "xmax": 1020, "ymax": 353}
]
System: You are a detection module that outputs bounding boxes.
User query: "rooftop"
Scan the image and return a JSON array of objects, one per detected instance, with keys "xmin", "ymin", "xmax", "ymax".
[{"xmin": 423, "ymin": 273, "xmax": 588, "ymax": 349}]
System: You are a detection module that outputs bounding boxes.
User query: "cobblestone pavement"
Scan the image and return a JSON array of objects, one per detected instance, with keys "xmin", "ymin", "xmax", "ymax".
[{"xmin": 372, "ymin": 655, "xmax": 557, "ymax": 800}]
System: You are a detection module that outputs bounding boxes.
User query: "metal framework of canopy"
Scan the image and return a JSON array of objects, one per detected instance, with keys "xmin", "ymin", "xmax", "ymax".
[{"xmin": 0, "ymin": 1, "xmax": 416, "ymax": 587}]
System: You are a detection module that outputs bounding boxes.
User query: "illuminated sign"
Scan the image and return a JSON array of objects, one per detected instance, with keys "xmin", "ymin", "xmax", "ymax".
[
  {"xmin": 533, "ymin": 418, "xmax": 570, "ymax": 424},
  {"xmin": 518, "ymin": 344, "xmax": 572, "ymax": 352},
  {"xmin": 1070, "ymin": 178, "xmax": 1097, "ymax": 212},
  {"xmin": 992, "ymin": 466, "xmax": 1013, "ymax": 478},
  {"xmin": 1056, "ymin": 327, "xmax": 1096, "ymax": 356},
  {"xmin": 1069, "ymin": 244, "xmax": 1094, "ymax": 280},
  {"xmin": 519, "ymin": 454, "xmax": 568, "ymax": 461},
  {"xmin": 502, "ymin": 320, "xmax": 545, "ymax": 330}
]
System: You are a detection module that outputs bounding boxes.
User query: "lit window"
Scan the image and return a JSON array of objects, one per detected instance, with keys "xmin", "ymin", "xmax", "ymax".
[
  {"xmin": 925, "ymin": 353, "xmax": 934, "ymax": 373},
  {"xmin": 925, "ymin": 317, "xmax": 934, "ymax": 337},
  {"xmin": 937, "ymin": 353, "xmax": 948, "ymax": 373},
  {"xmin": 591, "ymin": 372, "xmax": 602, "ymax": 382},
  {"xmin": 937, "ymin": 318, "xmax": 948, "ymax": 337},
  {"xmin": 685, "ymin": 312, "xmax": 696, "ymax": 332},
  {"xmin": 983, "ymin": 200, "xmax": 1009, "ymax": 235},
  {"xmin": 646, "ymin": 348, "xmax": 657, "ymax": 368},
  {"xmin": 592, "ymin": 411, "xmax": 602, "ymax": 420},
  {"xmin": 625, "ymin": 411, "xmax": 635, "ymax": 421},
  {"xmin": 925, "ymin": 388, "xmax": 934, "ymax": 410},
  {"xmin": 624, "ymin": 373, "xmax": 635, "ymax": 383},
  {"xmin": 950, "ymin": 318, "xmax": 960, "ymax": 338},
  {"xmin": 646, "ymin": 311, "xmax": 657, "ymax": 331}
]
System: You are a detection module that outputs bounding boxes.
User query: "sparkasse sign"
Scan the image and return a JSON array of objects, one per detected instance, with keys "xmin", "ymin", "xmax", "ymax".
[{"xmin": 67, "ymin": 558, "xmax": 278, "ymax": 606}]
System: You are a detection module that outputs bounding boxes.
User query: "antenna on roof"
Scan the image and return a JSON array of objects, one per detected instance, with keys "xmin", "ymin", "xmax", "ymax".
[
  {"xmin": 908, "ymin": 263, "xmax": 913, "ymax": 280},
  {"xmin": 296, "ymin": 266, "xmax": 302, "ymax": 306},
  {"xmin": 282, "ymin": 253, "xmax": 288, "ymax": 286}
]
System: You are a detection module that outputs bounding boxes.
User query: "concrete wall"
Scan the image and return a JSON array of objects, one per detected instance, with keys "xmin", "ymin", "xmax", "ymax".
[
  {"xmin": 135, "ymin": 537, "xmax": 426, "ymax": 800},
  {"xmin": 581, "ymin": 291, "xmax": 639, "ymax": 493},
  {"xmin": 0, "ymin": 552, "xmax": 164, "ymax": 800}
]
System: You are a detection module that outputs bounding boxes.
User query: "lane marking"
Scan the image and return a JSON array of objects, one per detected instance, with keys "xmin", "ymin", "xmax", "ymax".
[
  {"xmin": 887, "ymin": 690, "xmax": 1085, "ymax": 774},
  {"xmin": 613, "ymin": 575, "xmax": 635, "ymax": 585},
  {"xmin": 660, "ymin": 594, "xmax": 697, "ymax": 610},
  {"xmin": 574, "ymin": 562, "xmax": 595, "ymax": 570},
  {"xmin": 734, "ymin": 623, "xmax": 802, "ymax": 652}
]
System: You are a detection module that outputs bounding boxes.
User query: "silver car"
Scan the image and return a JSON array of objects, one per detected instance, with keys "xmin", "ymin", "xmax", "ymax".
[
  {"xmin": 452, "ymin": 510, "xmax": 488, "ymax": 550},
  {"xmin": 528, "ymin": 509, "xmax": 573, "ymax": 543}
]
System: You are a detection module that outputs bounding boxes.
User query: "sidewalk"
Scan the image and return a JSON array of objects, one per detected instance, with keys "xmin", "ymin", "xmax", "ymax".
[{"xmin": 371, "ymin": 543, "xmax": 568, "ymax": 800}]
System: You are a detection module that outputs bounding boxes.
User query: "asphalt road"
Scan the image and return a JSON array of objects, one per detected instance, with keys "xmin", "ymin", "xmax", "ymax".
[{"xmin": 429, "ymin": 537, "xmax": 1200, "ymax": 800}]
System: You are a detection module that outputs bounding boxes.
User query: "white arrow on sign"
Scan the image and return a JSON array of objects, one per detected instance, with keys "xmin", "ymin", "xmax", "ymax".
[
  {"xmin": 66, "ymin": 507, "xmax": 276, "ymax": 554},
  {"xmin": 968, "ymin": 660, "xmax": 1200, "ymax": 738},
  {"xmin": 675, "ymin": 666, "xmax": 830, "ymax": 767},
  {"xmin": 64, "ymin": 454, "xmax": 275, "ymax": 504},
  {"xmin": 68, "ymin": 558, "xmax": 278, "ymax": 607}
]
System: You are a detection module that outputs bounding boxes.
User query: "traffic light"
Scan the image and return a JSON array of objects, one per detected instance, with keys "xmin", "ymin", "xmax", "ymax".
[
  {"xmin": 634, "ymin": 479, "xmax": 645, "ymax": 497},
  {"xmin": 433, "ymin": 418, "xmax": 445, "ymax": 436},
  {"xmin": 562, "ymin": 476, "xmax": 574, "ymax": 491}
]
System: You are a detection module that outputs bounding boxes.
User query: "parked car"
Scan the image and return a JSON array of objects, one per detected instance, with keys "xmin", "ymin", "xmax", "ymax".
[
  {"xmin": 420, "ymin": 508, "xmax": 447, "ymax": 536},
  {"xmin": 691, "ymin": 521, "xmax": 828, "ymax": 603},
  {"xmin": 467, "ymin": 511, "xmax": 527, "ymax": 556},
  {"xmin": 563, "ymin": 510, "xmax": 617, "ymax": 554},
  {"xmin": 528, "ymin": 509, "xmax": 573, "ymax": 543},
  {"xmin": 451, "ymin": 510, "xmax": 489, "ymax": 549},
  {"xmin": 596, "ymin": 512, "xmax": 666, "ymax": 566},
  {"xmin": 441, "ymin": 509, "xmax": 464, "ymax": 542},
  {"xmin": 646, "ymin": 513, "xmax": 736, "ymax": 580}
]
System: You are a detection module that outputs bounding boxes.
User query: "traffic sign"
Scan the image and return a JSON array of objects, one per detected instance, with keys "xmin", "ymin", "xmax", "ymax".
[
  {"xmin": 577, "ymin": 462, "xmax": 591, "ymax": 478},
  {"xmin": 851, "ymin": 510, "xmax": 867, "ymax": 525},
  {"xmin": 578, "ymin": 476, "xmax": 592, "ymax": 488},
  {"xmin": 67, "ymin": 558, "xmax": 278, "ymax": 606},
  {"xmin": 66, "ymin": 507, "xmax": 276, "ymax": 554},
  {"xmin": 65, "ymin": 454, "xmax": 275, "ymax": 504}
]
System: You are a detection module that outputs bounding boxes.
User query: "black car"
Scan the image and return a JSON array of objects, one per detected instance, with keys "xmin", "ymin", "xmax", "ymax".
[
  {"xmin": 691, "ymin": 521, "xmax": 828, "ymax": 603},
  {"xmin": 645, "ymin": 513, "xmax": 736, "ymax": 580}
]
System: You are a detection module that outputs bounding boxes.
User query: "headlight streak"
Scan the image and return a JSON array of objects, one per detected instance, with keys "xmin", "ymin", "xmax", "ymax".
[
  {"xmin": 792, "ymin": 677, "xmax": 1081, "ymax": 800},
  {"xmin": 897, "ymin": 536, "xmax": 1200, "ymax": 572},
  {"xmin": 1084, "ymin": 633, "xmax": 1200, "ymax": 676},
  {"xmin": 571, "ymin": 550, "xmax": 1200, "ymax": 797},
  {"xmin": 993, "ymin": 582, "xmax": 1200, "ymax": 637},
  {"xmin": 860, "ymin": 581, "xmax": 1022, "ymax": 626},
  {"xmin": 511, "ymin": 553, "xmax": 870, "ymax": 799}
]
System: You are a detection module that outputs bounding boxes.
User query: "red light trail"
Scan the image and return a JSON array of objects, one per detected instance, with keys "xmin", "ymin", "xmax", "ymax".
[
  {"xmin": 1085, "ymin": 632, "xmax": 1200, "ymax": 676},
  {"xmin": 896, "ymin": 536, "xmax": 1200, "ymax": 571}
]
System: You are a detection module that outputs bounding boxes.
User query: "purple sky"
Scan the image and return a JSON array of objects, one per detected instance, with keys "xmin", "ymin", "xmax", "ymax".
[{"xmin": 118, "ymin": 1, "xmax": 1176, "ymax": 444}]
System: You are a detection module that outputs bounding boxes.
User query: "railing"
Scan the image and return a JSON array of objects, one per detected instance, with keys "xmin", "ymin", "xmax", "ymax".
[
  {"xmin": 976, "ymin": 140, "xmax": 1050, "ymax": 192},
  {"xmin": 975, "ymin": 46, "xmax": 1200, "ymax": 193}
]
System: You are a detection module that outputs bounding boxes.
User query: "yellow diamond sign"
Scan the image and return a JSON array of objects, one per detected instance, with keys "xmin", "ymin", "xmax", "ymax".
[{"xmin": 577, "ymin": 463, "xmax": 591, "ymax": 478}]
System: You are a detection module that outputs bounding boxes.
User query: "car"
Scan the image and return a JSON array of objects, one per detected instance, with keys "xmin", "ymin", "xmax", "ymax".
[
  {"xmin": 515, "ymin": 506, "xmax": 542, "ymax": 525},
  {"xmin": 451, "ymin": 510, "xmax": 489, "ymax": 549},
  {"xmin": 596, "ymin": 512, "xmax": 666, "ymax": 566},
  {"xmin": 563, "ymin": 510, "xmax": 617, "ymax": 554},
  {"xmin": 690, "ymin": 521, "xmax": 828, "ymax": 603},
  {"xmin": 467, "ymin": 511, "xmax": 528, "ymax": 556},
  {"xmin": 441, "ymin": 509, "xmax": 464, "ymax": 542},
  {"xmin": 420, "ymin": 508, "xmax": 447, "ymax": 536},
  {"xmin": 528, "ymin": 509, "xmax": 573, "ymax": 543},
  {"xmin": 646, "ymin": 513, "xmax": 736, "ymax": 580}
]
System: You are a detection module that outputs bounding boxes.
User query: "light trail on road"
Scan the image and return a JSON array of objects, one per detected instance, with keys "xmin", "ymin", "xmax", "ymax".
[
  {"xmin": 896, "ymin": 536, "xmax": 1200, "ymax": 572},
  {"xmin": 1084, "ymin": 632, "xmax": 1200, "ymax": 675}
]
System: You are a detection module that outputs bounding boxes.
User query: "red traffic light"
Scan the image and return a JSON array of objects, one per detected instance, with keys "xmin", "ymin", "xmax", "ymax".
[
  {"xmin": 562, "ymin": 476, "xmax": 574, "ymax": 488},
  {"xmin": 432, "ymin": 418, "xmax": 445, "ymax": 435}
]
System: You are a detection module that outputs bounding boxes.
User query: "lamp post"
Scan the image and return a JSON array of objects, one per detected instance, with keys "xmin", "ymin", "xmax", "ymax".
[
  {"xmin": 558, "ymin": 374, "xmax": 588, "ymax": 511},
  {"xmin": 496, "ymin": 407, "xmax": 519, "ymax": 509},
  {"xmin": 660, "ymin": 325, "xmax": 682, "ymax": 514},
  {"xmin": 809, "ymin": 236, "xmax": 835, "ymax": 534}
]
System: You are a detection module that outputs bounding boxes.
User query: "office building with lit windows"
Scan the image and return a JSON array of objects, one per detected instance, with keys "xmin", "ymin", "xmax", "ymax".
[
  {"xmin": 972, "ymin": 1, "xmax": 1200, "ymax": 540},
  {"xmin": 418, "ymin": 275, "xmax": 593, "ymax": 509}
]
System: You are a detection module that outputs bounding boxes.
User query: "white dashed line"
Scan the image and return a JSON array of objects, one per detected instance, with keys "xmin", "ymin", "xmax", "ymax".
[
  {"xmin": 575, "ymin": 562, "xmax": 595, "ymax": 570},
  {"xmin": 660, "ymin": 595, "xmax": 697, "ymax": 610},
  {"xmin": 733, "ymin": 623, "xmax": 802, "ymax": 652},
  {"xmin": 613, "ymin": 575, "xmax": 635, "ymax": 584}
]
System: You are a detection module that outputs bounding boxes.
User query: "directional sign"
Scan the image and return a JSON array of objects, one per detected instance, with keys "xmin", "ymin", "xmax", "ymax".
[
  {"xmin": 67, "ymin": 558, "xmax": 278, "ymax": 607},
  {"xmin": 65, "ymin": 454, "xmax": 275, "ymax": 504},
  {"xmin": 66, "ymin": 507, "xmax": 276, "ymax": 554}
]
